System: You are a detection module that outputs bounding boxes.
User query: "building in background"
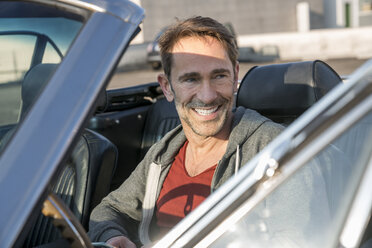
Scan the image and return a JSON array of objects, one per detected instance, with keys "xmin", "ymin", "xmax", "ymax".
[
  {"xmin": 138, "ymin": 0, "xmax": 371, "ymax": 41},
  {"xmin": 140, "ymin": 0, "xmax": 324, "ymax": 41},
  {"xmin": 324, "ymin": 0, "xmax": 372, "ymax": 28},
  {"xmin": 127, "ymin": 0, "xmax": 372, "ymax": 63}
]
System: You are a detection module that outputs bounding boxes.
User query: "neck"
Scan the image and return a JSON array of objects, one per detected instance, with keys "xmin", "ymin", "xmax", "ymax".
[
  {"xmin": 184, "ymin": 137, "xmax": 228, "ymax": 177},
  {"xmin": 183, "ymin": 116, "xmax": 233, "ymax": 177}
]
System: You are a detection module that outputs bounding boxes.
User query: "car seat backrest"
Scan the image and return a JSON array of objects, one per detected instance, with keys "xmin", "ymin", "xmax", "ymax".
[
  {"xmin": 237, "ymin": 60, "xmax": 359, "ymax": 226},
  {"xmin": 236, "ymin": 60, "xmax": 342, "ymax": 125},
  {"xmin": 0, "ymin": 64, "xmax": 57, "ymax": 151},
  {"xmin": 21, "ymin": 63, "xmax": 57, "ymax": 119},
  {"xmin": 140, "ymin": 97, "xmax": 180, "ymax": 160},
  {"xmin": 21, "ymin": 63, "xmax": 108, "ymax": 119},
  {"xmin": 20, "ymin": 63, "xmax": 118, "ymax": 246}
]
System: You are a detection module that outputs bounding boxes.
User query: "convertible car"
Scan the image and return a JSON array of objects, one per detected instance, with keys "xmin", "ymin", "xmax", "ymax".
[{"xmin": 1, "ymin": 0, "xmax": 372, "ymax": 248}]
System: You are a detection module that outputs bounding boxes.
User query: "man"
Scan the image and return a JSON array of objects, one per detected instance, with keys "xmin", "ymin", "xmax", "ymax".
[{"xmin": 88, "ymin": 16, "xmax": 283, "ymax": 247}]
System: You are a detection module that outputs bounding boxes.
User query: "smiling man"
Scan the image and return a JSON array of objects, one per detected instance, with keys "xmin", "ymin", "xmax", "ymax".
[
  {"xmin": 89, "ymin": 16, "xmax": 283, "ymax": 248},
  {"xmin": 158, "ymin": 35, "xmax": 237, "ymax": 177}
]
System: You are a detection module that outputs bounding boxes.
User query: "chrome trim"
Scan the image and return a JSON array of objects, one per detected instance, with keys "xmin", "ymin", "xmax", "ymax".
[
  {"xmin": 24, "ymin": 0, "xmax": 92, "ymax": 18},
  {"xmin": 29, "ymin": 0, "xmax": 144, "ymax": 24},
  {"xmin": 339, "ymin": 146, "xmax": 372, "ymax": 247},
  {"xmin": 61, "ymin": 0, "xmax": 144, "ymax": 23},
  {"xmin": 25, "ymin": 0, "xmax": 144, "ymax": 24}
]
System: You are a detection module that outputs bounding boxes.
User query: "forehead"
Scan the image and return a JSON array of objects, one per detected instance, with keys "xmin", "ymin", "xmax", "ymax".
[
  {"xmin": 172, "ymin": 36, "xmax": 226, "ymax": 57},
  {"xmin": 170, "ymin": 36, "xmax": 232, "ymax": 76}
]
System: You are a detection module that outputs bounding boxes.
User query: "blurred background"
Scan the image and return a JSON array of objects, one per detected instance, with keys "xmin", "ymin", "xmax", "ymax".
[{"xmin": 109, "ymin": 0, "xmax": 372, "ymax": 88}]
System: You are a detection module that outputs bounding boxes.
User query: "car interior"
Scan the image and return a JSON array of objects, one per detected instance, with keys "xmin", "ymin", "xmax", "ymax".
[
  {"xmin": 7, "ymin": 59, "xmax": 344, "ymax": 247},
  {"xmin": 13, "ymin": 63, "xmax": 117, "ymax": 247},
  {"xmin": 2, "ymin": 2, "xmax": 372, "ymax": 247}
]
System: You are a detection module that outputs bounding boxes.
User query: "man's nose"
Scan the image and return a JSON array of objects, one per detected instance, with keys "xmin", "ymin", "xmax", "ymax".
[{"xmin": 197, "ymin": 81, "xmax": 218, "ymax": 103}]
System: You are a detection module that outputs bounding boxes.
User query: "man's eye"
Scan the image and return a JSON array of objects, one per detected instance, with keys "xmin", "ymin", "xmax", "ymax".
[
  {"xmin": 185, "ymin": 78, "xmax": 197, "ymax": 83},
  {"xmin": 215, "ymin": 74, "xmax": 227, "ymax": 79}
]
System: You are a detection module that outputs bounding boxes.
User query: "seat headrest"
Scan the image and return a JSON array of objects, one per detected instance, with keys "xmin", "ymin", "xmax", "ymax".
[
  {"xmin": 236, "ymin": 60, "xmax": 342, "ymax": 124},
  {"xmin": 21, "ymin": 63, "xmax": 57, "ymax": 118},
  {"xmin": 21, "ymin": 63, "xmax": 108, "ymax": 118}
]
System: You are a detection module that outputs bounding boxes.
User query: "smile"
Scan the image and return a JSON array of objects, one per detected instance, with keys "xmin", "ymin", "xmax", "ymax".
[{"xmin": 194, "ymin": 106, "xmax": 219, "ymax": 116}]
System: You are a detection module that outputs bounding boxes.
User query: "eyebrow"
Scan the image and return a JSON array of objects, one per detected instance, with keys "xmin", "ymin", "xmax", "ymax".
[
  {"xmin": 178, "ymin": 68, "xmax": 231, "ymax": 82},
  {"xmin": 211, "ymin": 68, "xmax": 231, "ymax": 75},
  {"xmin": 178, "ymin": 72, "xmax": 201, "ymax": 82}
]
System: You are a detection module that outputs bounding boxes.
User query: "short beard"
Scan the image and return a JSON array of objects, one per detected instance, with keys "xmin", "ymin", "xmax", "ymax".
[
  {"xmin": 184, "ymin": 107, "xmax": 230, "ymax": 137},
  {"xmin": 176, "ymin": 97, "xmax": 230, "ymax": 137}
]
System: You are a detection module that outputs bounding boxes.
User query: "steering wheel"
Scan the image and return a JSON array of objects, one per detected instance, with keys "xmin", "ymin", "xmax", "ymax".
[{"xmin": 42, "ymin": 193, "xmax": 114, "ymax": 248}]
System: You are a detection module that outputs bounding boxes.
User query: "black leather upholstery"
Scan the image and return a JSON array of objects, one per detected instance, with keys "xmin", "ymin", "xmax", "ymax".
[
  {"xmin": 0, "ymin": 64, "xmax": 57, "ymax": 151},
  {"xmin": 21, "ymin": 64, "xmax": 57, "ymax": 119},
  {"xmin": 82, "ymin": 129, "xmax": 118, "ymax": 222},
  {"xmin": 21, "ymin": 63, "xmax": 108, "ymax": 118},
  {"xmin": 237, "ymin": 61, "xmax": 355, "ymax": 227},
  {"xmin": 21, "ymin": 63, "xmax": 118, "ymax": 247},
  {"xmin": 25, "ymin": 129, "xmax": 117, "ymax": 247},
  {"xmin": 237, "ymin": 60, "xmax": 342, "ymax": 124},
  {"xmin": 140, "ymin": 97, "xmax": 180, "ymax": 159}
]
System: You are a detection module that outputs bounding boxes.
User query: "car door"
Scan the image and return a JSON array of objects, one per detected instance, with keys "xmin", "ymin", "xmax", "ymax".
[{"xmin": 0, "ymin": 1, "xmax": 144, "ymax": 247}]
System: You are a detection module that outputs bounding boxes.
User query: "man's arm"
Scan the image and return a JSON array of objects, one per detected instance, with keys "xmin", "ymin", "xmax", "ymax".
[{"xmin": 88, "ymin": 157, "xmax": 149, "ymax": 245}]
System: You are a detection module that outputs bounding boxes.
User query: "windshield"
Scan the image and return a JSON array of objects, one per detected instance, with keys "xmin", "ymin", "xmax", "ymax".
[
  {"xmin": 0, "ymin": 1, "xmax": 84, "ymax": 154},
  {"xmin": 210, "ymin": 111, "xmax": 372, "ymax": 248}
]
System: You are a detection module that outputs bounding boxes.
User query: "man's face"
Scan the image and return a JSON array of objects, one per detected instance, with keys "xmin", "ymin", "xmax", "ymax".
[{"xmin": 159, "ymin": 36, "xmax": 239, "ymax": 137}]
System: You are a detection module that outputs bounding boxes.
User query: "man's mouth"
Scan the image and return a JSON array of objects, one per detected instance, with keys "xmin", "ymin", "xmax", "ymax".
[{"xmin": 194, "ymin": 106, "xmax": 219, "ymax": 116}]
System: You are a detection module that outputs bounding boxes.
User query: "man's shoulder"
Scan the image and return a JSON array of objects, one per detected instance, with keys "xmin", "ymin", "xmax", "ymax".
[
  {"xmin": 145, "ymin": 125, "xmax": 186, "ymax": 165},
  {"xmin": 237, "ymin": 107, "xmax": 284, "ymax": 143},
  {"xmin": 259, "ymin": 119, "xmax": 285, "ymax": 139},
  {"xmin": 235, "ymin": 107, "xmax": 284, "ymax": 129}
]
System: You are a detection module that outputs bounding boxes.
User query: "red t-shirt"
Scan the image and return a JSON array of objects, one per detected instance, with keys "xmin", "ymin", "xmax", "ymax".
[{"xmin": 156, "ymin": 141, "xmax": 217, "ymax": 234}]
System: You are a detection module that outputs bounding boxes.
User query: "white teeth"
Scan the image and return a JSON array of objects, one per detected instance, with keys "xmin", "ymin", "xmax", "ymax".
[{"xmin": 194, "ymin": 106, "xmax": 218, "ymax": 116}]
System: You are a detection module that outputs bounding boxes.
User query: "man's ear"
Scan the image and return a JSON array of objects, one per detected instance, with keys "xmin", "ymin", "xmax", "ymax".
[{"xmin": 158, "ymin": 74, "xmax": 174, "ymax": 102}]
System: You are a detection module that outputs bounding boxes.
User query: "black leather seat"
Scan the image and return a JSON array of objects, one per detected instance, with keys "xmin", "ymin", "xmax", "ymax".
[
  {"xmin": 140, "ymin": 97, "xmax": 180, "ymax": 160},
  {"xmin": 20, "ymin": 64, "xmax": 118, "ymax": 247},
  {"xmin": 237, "ymin": 61, "xmax": 352, "ymax": 224},
  {"xmin": 236, "ymin": 60, "xmax": 342, "ymax": 125}
]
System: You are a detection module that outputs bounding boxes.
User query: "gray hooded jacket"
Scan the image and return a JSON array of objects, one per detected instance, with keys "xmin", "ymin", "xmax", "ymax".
[{"xmin": 88, "ymin": 107, "xmax": 284, "ymax": 245}]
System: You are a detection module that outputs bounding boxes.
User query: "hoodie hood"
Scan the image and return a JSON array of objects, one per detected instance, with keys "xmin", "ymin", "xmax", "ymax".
[
  {"xmin": 224, "ymin": 106, "xmax": 272, "ymax": 159},
  {"xmin": 150, "ymin": 106, "xmax": 273, "ymax": 169}
]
